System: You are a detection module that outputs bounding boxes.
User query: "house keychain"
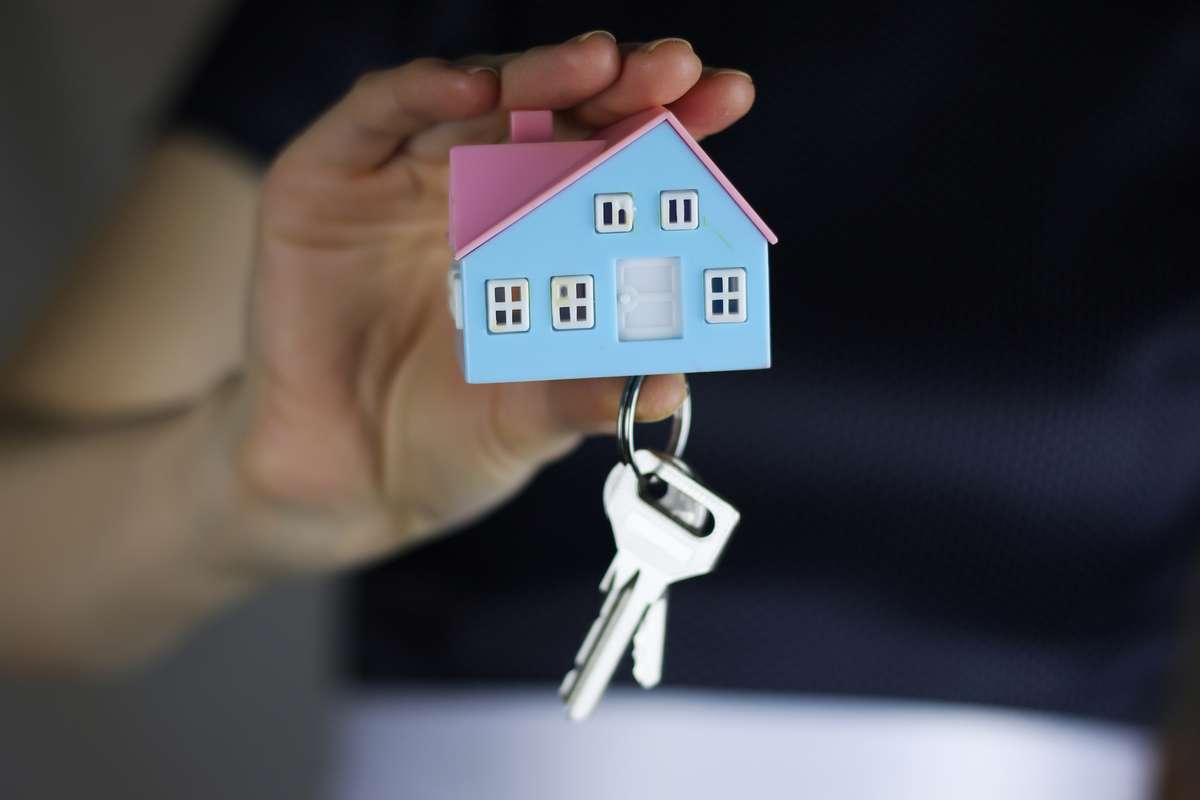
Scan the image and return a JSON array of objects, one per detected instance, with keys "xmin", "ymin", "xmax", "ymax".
[{"xmin": 447, "ymin": 107, "xmax": 777, "ymax": 718}]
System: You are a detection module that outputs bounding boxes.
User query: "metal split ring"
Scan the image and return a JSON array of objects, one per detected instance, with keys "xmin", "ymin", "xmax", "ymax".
[{"xmin": 616, "ymin": 375, "xmax": 691, "ymax": 480}]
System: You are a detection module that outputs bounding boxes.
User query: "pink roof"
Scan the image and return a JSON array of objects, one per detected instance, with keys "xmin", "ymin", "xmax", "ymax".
[{"xmin": 449, "ymin": 107, "xmax": 778, "ymax": 260}]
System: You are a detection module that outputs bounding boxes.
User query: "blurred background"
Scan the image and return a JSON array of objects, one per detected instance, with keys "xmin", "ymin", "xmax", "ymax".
[
  {"xmin": 0, "ymin": 2, "xmax": 334, "ymax": 797},
  {"xmin": 4, "ymin": 2, "xmax": 1200, "ymax": 798}
]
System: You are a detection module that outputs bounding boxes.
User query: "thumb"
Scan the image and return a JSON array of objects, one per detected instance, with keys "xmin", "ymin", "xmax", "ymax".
[
  {"xmin": 282, "ymin": 59, "xmax": 500, "ymax": 174},
  {"xmin": 483, "ymin": 374, "xmax": 687, "ymax": 473},
  {"xmin": 547, "ymin": 373, "xmax": 688, "ymax": 435}
]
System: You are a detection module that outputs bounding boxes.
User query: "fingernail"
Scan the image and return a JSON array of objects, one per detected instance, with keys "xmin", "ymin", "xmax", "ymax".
[
  {"xmin": 712, "ymin": 68, "xmax": 753, "ymax": 83},
  {"xmin": 573, "ymin": 30, "xmax": 616, "ymax": 43},
  {"xmin": 644, "ymin": 37, "xmax": 693, "ymax": 53},
  {"xmin": 460, "ymin": 65, "xmax": 499, "ymax": 76}
]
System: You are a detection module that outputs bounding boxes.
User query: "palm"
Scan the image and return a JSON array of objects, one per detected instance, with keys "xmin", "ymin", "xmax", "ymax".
[
  {"xmin": 239, "ymin": 38, "xmax": 756, "ymax": 564},
  {"xmin": 253, "ymin": 132, "xmax": 564, "ymax": 538}
]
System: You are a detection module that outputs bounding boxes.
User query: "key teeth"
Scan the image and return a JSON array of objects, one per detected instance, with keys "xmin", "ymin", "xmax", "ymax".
[
  {"xmin": 633, "ymin": 668, "xmax": 661, "ymax": 690},
  {"xmin": 559, "ymin": 669, "xmax": 578, "ymax": 699},
  {"xmin": 631, "ymin": 592, "xmax": 667, "ymax": 689},
  {"xmin": 561, "ymin": 452, "xmax": 738, "ymax": 722},
  {"xmin": 565, "ymin": 703, "xmax": 592, "ymax": 723},
  {"xmin": 599, "ymin": 559, "xmax": 618, "ymax": 592}
]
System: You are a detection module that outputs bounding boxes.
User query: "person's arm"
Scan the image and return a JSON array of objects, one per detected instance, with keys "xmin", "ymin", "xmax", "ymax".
[
  {"xmin": 0, "ymin": 136, "xmax": 259, "ymax": 675},
  {"xmin": 0, "ymin": 34, "xmax": 756, "ymax": 675},
  {"xmin": 0, "ymin": 379, "xmax": 244, "ymax": 675}
]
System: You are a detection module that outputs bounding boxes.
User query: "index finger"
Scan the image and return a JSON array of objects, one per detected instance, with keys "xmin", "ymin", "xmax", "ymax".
[
  {"xmin": 667, "ymin": 68, "xmax": 757, "ymax": 140},
  {"xmin": 403, "ymin": 33, "xmax": 624, "ymax": 160},
  {"xmin": 282, "ymin": 58, "xmax": 500, "ymax": 174}
]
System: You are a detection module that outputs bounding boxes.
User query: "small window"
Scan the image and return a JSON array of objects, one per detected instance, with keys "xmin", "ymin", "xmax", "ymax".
[
  {"xmin": 551, "ymin": 275, "xmax": 595, "ymax": 330},
  {"xmin": 660, "ymin": 190, "xmax": 699, "ymax": 231},
  {"xmin": 704, "ymin": 268, "xmax": 747, "ymax": 324},
  {"xmin": 595, "ymin": 193, "xmax": 634, "ymax": 233},
  {"xmin": 486, "ymin": 278, "xmax": 531, "ymax": 333}
]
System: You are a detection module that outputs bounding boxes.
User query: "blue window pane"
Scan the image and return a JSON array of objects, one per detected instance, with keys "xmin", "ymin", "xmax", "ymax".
[
  {"xmin": 712, "ymin": 299, "xmax": 724, "ymax": 315},
  {"xmin": 711, "ymin": 277, "xmax": 723, "ymax": 293}
]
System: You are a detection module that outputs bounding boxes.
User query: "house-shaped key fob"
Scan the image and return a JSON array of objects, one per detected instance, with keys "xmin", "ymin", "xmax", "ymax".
[{"xmin": 447, "ymin": 107, "xmax": 777, "ymax": 383}]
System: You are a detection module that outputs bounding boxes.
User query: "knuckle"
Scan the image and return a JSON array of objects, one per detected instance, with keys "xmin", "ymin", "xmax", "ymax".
[
  {"xmin": 351, "ymin": 61, "xmax": 443, "ymax": 114},
  {"xmin": 260, "ymin": 160, "xmax": 290, "ymax": 202},
  {"xmin": 261, "ymin": 156, "xmax": 301, "ymax": 203},
  {"xmin": 351, "ymin": 69, "xmax": 385, "ymax": 94},
  {"xmin": 405, "ymin": 56, "xmax": 445, "ymax": 71},
  {"xmin": 351, "ymin": 69, "xmax": 397, "ymax": 106},
  {"xmin": 555, "ymin": 49, "xmax": 596, "ymax": 82}
]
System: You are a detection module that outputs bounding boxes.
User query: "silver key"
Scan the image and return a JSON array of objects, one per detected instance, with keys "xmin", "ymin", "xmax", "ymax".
[
  {"xmin": 560, "ymin": 449, "xmax": 740, "ymax": 721},
  {"xmin": 630, "ymin": 592, "xmax": 667, "ymax": 688},
  {"xmin": 629, "ymin": 459, "xmax": 708, "ymax": 689}
]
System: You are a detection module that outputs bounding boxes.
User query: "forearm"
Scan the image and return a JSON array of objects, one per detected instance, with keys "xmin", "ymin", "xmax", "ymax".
[
  {"xmin": 0, "ymin": 136, "xmax": 268, "ymax": 674},
  {"xmin": 0, "ymin": 131, "xmax": 437, "ymax": 674},
  {"xmin": 0, "ymin": 368, "xmax": 417, "ymax": 676},
  {"xmin": 0, "ymin": 378, "xmax": 255, "ymax": 675},
  {"xmin": 3, "ymin": 134, "xmax": 256, "ymax": 415}
]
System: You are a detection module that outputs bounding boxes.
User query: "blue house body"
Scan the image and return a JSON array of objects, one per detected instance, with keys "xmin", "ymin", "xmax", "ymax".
[{"xmin": 448, "ymin": 109, "xmax": 776, "ymax": 384}]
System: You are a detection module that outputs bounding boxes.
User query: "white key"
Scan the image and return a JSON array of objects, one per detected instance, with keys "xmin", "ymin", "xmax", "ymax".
[
  {"xmin": 625, "ymin": 457, "xmax": 709, "ymax": 689},
  {"xmin": 560, "ymin": 449, "xmax": 740, "ymax": 721},
  {"xmin": 631, "ymin": 593, "xmax": 667, "ymax": 688},
  {"xmin": 618, "ymin": 455, "xmax": 706, "ymax": 690}
]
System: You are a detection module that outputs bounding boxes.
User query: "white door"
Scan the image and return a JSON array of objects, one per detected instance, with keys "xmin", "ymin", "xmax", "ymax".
[{"xmin": 615, "ymin": 257, "xmax": 682, "ymax": 341}]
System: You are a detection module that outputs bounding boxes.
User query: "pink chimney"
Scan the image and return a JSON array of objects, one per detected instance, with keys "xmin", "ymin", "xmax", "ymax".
[{"xmin": 509, "ymin": 110, "xmax": 554, "ymax": 143}]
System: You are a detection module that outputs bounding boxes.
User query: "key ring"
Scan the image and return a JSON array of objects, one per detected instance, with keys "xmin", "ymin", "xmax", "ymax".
[{"xmin": 616, "ymin": 375, "xmax": 691, "ymax": 481}]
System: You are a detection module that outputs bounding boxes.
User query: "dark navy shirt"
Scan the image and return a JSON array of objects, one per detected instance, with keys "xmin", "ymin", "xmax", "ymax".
[{"xmin": 175, "ymin": 0, "xmax": 1200, "ymax": 725}]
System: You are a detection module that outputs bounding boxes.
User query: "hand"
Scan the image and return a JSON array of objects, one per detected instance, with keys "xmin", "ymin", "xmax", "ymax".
[{"xmin": 233, "ymin": 33, "xmax": 756, "ymax": 571}]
